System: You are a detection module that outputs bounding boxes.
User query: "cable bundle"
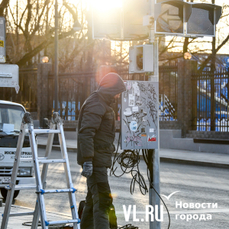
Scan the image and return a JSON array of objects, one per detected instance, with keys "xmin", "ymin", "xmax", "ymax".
[
  {"xmin": 111, "ymin": 149, "xmax": 148, "ymax": 195},
  {"xmin": 110, "ymin": 135, "xmax": 171, "ymax": 229}
]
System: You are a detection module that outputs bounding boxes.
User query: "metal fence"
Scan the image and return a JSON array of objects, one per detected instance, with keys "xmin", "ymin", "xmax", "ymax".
[
  {"xmin": 192, "ymin": 69, "xmax": 229, "ymax": 132},
  {"xmin": 2, "ymin": 65, "xmax": 228, "ymax": 133},
  {"xmin": 159, "ymin": 66, "xmax": 178, "ymax": 121},
  {"xmin": 48, "ymin": 70, "xmax": 148, "ymax": 121},
  {"xmin": 48, "ymin": 72, "xmax": 95, "ymax": 121}
]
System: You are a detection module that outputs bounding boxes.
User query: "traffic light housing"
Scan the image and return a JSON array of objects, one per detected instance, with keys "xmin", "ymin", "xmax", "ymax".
[
  {"xmin": 92, "ymin": 0, "xmax": 150, "ymax": 40},
  {"xmin": 122, "ymin": 0, "xmax": 150, "ymax": 40},
  {"xmin": 92, "ymin": 7, "xmax": 122, "ymax": 39},
  {"xmin": 154, "ymin": 0, "xmax": 222, "ymax": 37},
  {"xmin": 186, "ymin": 3, "xmax": 222, "ymax": 37},
  {"xmin": 155, "ymin": 0, "xmax": 192, "ymax": 35},
  {"xmin": 129, "ymin": 44, "xmax": 154, "ymax": 73}
]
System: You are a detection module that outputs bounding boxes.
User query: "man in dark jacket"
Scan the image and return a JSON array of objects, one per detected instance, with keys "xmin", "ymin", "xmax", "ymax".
[{"xmin": 77, "ymin": 71, "xmax": 126, "ymax": 229}]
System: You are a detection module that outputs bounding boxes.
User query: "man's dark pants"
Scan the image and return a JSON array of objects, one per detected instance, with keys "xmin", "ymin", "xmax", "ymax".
[{"xmin": 80, "ymin": 167, "xmax": 112, "ymax": 229}]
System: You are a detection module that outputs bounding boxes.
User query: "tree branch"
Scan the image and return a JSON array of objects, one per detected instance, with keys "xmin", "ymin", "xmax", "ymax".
[
  {"xmin": 198, "ymin": 34, "xmax": 229, "ymax": 72},
  {"xmin": 0, "ymin": 0, "xmax": 9, "ymax": 16},
  {"xmin": 16, "ymin": 29, "xmax": 76, "ymax": 67}
]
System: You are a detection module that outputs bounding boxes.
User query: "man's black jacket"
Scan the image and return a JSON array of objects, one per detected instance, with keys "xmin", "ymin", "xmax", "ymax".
[{"xmin": 77, "ymin": 73, "xmax": 126, "ymax": 167}]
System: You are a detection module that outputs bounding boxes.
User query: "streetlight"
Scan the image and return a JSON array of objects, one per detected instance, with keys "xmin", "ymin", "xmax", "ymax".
[
  {"xmin": 54, "ymin": 0, "xmax": 82, "ymax": 113},
  {"xmin": 42, "ymin": 56, "xmax": 49, "ymax": 63},
  {"xmin": 54, "ymin": 0, "xmax": 59, "ymax": 112},
  {"xmin": 184, "ymin": 52, "xmax": 192, "ymax": 60},
  {"xmin": 53, "ymin": 0, "xmax": 81, "ymax": 145}
]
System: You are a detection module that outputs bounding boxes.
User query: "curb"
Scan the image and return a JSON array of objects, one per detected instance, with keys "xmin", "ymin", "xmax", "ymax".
[
  {"xmin": 160, "ymin": 157, "xmax": 229, "ymax": 169},
  {"xmin": 38, "ymin": 144, "xmax": 77, "ymax": 152},
  {"xmin": 38, "ymin": 144, "xmax": 229, "ymax": 169}
]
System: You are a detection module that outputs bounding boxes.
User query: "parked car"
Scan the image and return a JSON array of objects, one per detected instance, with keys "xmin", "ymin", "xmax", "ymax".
[{"xmin": 0, "ymin": 100, "xmax": 34, "ymax": 199}]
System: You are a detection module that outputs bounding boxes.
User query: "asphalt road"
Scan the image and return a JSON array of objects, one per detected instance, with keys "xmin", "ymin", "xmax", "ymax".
[{"xmin": 10, "ymin": 148, "xmax": 229, "ymax": 229}]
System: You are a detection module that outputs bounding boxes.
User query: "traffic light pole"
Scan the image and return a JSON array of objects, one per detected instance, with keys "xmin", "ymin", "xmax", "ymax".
[{"xmin": 148, "ymin": 0, "xmax": 161, "ymax": 229}]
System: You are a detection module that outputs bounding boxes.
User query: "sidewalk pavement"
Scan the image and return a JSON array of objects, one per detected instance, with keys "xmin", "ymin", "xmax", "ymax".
[
  {"xmin": 0, "ymin": 204, "xmax": 73, "ymax": 229},
  {"xmin": 37, "ymin": 134, "xmax": 229, "ymax": 169},
  {"xmin": 1, "ymin": 133, "xmax": 229, "ymax": 229}
]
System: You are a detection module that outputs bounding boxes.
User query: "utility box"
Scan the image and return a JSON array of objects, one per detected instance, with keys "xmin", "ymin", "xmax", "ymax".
[
  {"xmin": 0, "ymin": 17, "xmax": 6, "ymax": 63},
  {"xmin": 0, "ymin": 64, "xmax": 19, "ymax": 93},
  {"xmin": 121, "ymin": 81, "xmax": 158, "ymax": 150},
  {"xmin": 129, "ymin": 44, "xmax": 154, "ymax": 73}
]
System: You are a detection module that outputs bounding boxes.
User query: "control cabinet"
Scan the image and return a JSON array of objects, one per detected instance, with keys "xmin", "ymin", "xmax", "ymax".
[{"xmin": 121, "ymin": 81, "xmax": 158, "ymax": 150}]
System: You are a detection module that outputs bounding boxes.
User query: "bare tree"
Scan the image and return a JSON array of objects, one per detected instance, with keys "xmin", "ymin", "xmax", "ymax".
[
  {"xmin": 5, "ymin": 0, "xmax": 83, "ymax": 68},
  {"xmin": 0, "ymin": 0, "xmax": 9, "ymax": 16}
]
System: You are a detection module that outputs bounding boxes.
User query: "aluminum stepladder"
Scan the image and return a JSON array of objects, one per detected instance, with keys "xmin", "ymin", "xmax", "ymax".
[{"xmin": 1, "ymin": 112, "xmax": 80, "ymax": 229}]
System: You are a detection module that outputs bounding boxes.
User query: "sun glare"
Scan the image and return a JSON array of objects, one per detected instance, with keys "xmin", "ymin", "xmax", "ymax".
[{"xmin": 89, "ymin": 0, "xmax": 122, "ymax": 11}]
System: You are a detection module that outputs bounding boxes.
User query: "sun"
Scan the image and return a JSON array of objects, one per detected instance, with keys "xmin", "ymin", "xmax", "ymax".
[
  {"xmin": 63, "ymin": 0, "xmax": 122, "ymax": 13},
  {"xmin": 89, "ymin": 0, "xmax": 122, "ymax": 11}
]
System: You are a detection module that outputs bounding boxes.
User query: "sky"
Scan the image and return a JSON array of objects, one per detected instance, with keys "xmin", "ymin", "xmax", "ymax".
[{"xmin": 6, "ymin": 0, "xmax": 229, "ymax": 54}]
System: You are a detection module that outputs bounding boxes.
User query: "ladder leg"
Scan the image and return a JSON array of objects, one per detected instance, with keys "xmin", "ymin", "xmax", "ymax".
[
  {"xmin": 0, "ymin": 122, "xmax": 26, "ymax": 229},
  {"xmin": 58, "ymin": 123, "xmax": 80, "ymax": 229},
  {"xmin": 1, "ymin": 112, "xmax": 80, "ymax": 229},
  {"xmin": 28, "ymin": 123, "xmax": 49, "ymax": 229},
  {"xmin": 31, "ymin": 123, "xmax": 55, "ymax": 229}
]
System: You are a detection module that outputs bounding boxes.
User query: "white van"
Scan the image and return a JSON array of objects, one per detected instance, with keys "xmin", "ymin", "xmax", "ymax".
[{"xmin": 0, "ymin": 100, "xmax": 34, "ymax": 199}]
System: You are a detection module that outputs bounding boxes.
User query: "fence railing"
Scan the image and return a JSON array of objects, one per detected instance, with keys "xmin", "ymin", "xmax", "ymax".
[
  {"xmin": 2, "ymin": 65, "xmax": 228, "ymax": 133},
  {"xmin": 48, "ymin": 72, "xmax": 95, "ymax": 121},
  {"xmin": 192, "ymin": 69, "xmax": 229, "ymax": 132},
  {"xmin": 159, "ymin": 66, "xmax": 178, "ymax": 121}
]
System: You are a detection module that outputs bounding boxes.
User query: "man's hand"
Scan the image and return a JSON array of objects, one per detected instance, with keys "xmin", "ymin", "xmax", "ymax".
[{"xmin": 81, "ymin": 161, "xmax": 93, "ymax": 178}]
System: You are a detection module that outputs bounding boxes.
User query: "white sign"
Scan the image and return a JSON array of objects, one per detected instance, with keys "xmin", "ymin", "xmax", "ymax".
[
  {"xmin": 3, "ymin": 123, "xmax": 14, "ymax": 134},
  {"xmin": 0, "ymin": 17, "xmax": 6, "ymax": 63},
  {"xmin": 0, "ymin": 64, "xmax": 19, "ymax": 93}
]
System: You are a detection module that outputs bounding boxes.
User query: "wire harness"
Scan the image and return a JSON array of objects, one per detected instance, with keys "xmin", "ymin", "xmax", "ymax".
[
  {"xmin": 110, "ymin": 134, "xmax": 171, "ymax": 228},
  {"xmin": 111, "ymin": 149, "xmax": 148, "ymax": 195}
]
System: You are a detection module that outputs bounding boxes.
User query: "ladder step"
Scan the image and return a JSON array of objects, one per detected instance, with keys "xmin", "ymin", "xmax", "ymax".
[
  {"xmin": 25, "ymin": 129, "xmax": 61, "ymax": 134},
  {"xmin": 38, "ymin": 188, "xmax": 77, "ymax": 194},
  {"xmin": 46, "ymin": 219, "xmax": 80, "ymax": 226},
  {"xmin": 20, "ymin": 158, "xmax": 32, "ymax": 162},
  {"xmin": 38, "ymin": 158, "xmax": 66, "ymax": 164},
  {"xmin": 15, "ymin": 185, "xmax": 37, "ymax": 190},
  {"xmin": 5, "ymin": 185, "xmax": 36, "ymax": 190},
  {"xmin": 8, "ymin": 211, "xmax": 34, "ymax": 217}
]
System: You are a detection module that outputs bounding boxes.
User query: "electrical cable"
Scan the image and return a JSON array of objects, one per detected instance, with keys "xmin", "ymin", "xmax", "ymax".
[
  {"xmin": 130, "ymin": 168, "xmax": 148, "ymax": 195},
  {"xmin": 142, "ymin": 149, "xmax": 171, "ymax": 229},
  {"xmin": 22, "ymin": 221, "xmax": 41, "ymax": 226},
  {"xmin": 110, "ymin": 132, "xmax": 171, "ymax": 228},
  {"xmin": 110, "ymin": 131, "xmax": 148, "ymax": 195},
  {"xmin": 119, "ymin": 224, "xmax": 139, "ymax": 229},
  {"xmin": 22, "ymin": 221, "xmax": 68, "ymax": 228}
]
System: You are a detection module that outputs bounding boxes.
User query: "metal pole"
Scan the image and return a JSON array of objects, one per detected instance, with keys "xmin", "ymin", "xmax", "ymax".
[
  {"xmin": 53, "ymin": 0, "xmax": 60, "ymax": 145},
  {"xmin": 149, "ymin": 0, "xmax": 161, "ymax": 228},
  {"xmin": 54, "ymin": 0, "xmax": 59, "ymax": 112}
]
